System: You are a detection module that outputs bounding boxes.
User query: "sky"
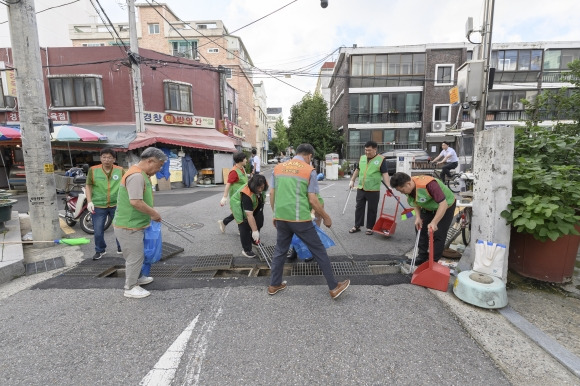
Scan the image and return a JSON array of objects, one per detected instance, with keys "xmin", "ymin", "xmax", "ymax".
[{"xmin": 1, "ymin": 0, "xmax": 580, "ymax": 122}]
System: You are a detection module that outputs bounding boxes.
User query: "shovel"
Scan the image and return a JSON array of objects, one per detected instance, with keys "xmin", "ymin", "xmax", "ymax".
[
  {"xmin": 381, "ymin": 181, "xmax": 416, "ymax": 220},
  {"xmin": 411, "ymin": 228, "xmax": 450, "ymax": 292}
]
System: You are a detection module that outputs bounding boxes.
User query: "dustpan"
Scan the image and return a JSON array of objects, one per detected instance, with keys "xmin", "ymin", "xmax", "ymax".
[
  {"xmin": 372, "ymin": 192, "xmax": 398, "ymax": 237},
  {"xmin": 411, "ymin": 229, "xmax": 450, "ymax": 292}
]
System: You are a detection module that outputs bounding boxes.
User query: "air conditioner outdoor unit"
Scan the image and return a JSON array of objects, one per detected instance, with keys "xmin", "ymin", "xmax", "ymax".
[
  {"xmin": 3, "ymin": 95, "xmax": 16, "ymax": 109},
  {"xmin": 432, "ymin": 121, "xmax": 446, "ymax": 132},
  {"xmin": 513, "ymin": 102, "xmax": 524, "ymax": 110}
]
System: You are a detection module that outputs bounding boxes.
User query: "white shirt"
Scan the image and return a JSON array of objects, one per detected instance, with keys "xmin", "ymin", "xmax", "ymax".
[
  {"xmin": 439, "ymin": 147, "xmax": 459, "ymax": 163},
  {"xmin": 253, "ymin": 155, "xmax": 261, "ymax": 172}
]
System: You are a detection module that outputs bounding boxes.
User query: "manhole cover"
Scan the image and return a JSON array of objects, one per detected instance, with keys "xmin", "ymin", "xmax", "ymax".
[{"xmin": 292, "ymin": 261, "xmax": 372, "ymax": 276}]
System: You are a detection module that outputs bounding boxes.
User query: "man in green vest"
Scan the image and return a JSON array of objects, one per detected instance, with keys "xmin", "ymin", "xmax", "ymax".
[
  {"xmin": 390, "ymin": 172, "xmax": 456, "ymax": 265},
  {"xmin": 268, "ymin": 143, "xmax": 350, "ymax": 299},
  {"xmin": 218, "ymin": 151, "xmax": 248, "ymax": 233},
  {"xmin": 348, "ymin": 141, "xmax": 391, "ymax": 235},
  {"xmin": 113, "ymin": 147, "xmax": 167, "ymax": 299},
  {"xmin": 85, "ymin": 149, "xmax": 125, "ymax": 260}
]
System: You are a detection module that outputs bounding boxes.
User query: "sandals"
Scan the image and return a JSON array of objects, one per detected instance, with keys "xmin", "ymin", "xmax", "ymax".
[
  {"xmin": 365, "ymin": 230, "xmax": 374, "ymax": 235},
  {"xmin": 349, "ymin": 226, "xmax": 361, "ymax": 234}
]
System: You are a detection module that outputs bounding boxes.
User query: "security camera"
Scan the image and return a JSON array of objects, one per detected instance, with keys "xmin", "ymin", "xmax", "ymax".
[{"xmin": 320, "ymin": 0, "xmax": 328, "ymax": 8}]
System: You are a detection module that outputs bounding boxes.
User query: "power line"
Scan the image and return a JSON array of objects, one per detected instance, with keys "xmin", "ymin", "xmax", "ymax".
[{"xmin": 229, "ymin": 0, "xmax": 299, "ymax": 35}]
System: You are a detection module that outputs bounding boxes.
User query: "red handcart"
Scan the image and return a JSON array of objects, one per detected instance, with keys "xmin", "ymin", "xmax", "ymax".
[{"xmin": 371, "ymin": 192, "xmax": 399, "ymax": 237}]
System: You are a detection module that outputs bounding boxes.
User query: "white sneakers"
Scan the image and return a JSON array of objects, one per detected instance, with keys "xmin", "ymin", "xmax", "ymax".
[
  {"xmin": 137, "ymin": 276, "xmax": 154, "ymax": 285},
  {"xmin": 218, "ymin": 219, "xmax": 226, "ymax": 233},
  {"xmin": 124, "ymin": 285, "xmax": 150, "ymax": 299}
]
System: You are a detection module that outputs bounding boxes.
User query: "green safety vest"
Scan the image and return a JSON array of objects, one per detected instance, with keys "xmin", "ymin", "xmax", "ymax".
[
  {"xmin": 273, "ymin": 159, "xmax": 314, "ymax": 222},
  {"xmin": 230, "ymin": 185, "xmax": 264, "ymax": 224},
  {"xmin": 229, "ymin": 165, "xmax": 248, "ymax": 198},
  {"xmin": 87, "ymin": 165, "xmax": 124, "ymax": 207},
  {"xmin": 358, "ymin": 154, "xmax": 384, "ymax": 191},
  {"xmin": 113, "ymin": 165, "xmax": 154, "ymax": 230},
  {"xmin": 407, "ymin": 176, "xmax": 455, "ymax": 211}
]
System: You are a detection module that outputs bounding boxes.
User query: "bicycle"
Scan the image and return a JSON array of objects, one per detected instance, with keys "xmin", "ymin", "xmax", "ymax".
[
  {"xmin": 429, "ymin": 165, "xmax": 462, "ymax": 193},
  {"xmin": 444, "ymin": 199, "xmax": 472, "ymax": 249}
]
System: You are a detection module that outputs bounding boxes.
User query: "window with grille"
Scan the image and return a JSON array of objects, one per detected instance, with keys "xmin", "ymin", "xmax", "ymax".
[
  {"xmin": 435, "ymin": 64, "xmax": 454, "ymax": 85},
  {"xmin": 164, "ymin": 81, "xmax": 192, "ymax": 113},
  {"xmin": 171, "ymin": 41, "xmax": 198, "ymax": 59},
  {"xmin": 49, "ymin": 75, "xmax": 104, "ymax": 108}
]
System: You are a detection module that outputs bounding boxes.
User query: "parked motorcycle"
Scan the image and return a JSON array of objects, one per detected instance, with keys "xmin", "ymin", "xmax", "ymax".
[{"xmin": 60, "ymin": 172, "xmax": 112, "ymax": 234}]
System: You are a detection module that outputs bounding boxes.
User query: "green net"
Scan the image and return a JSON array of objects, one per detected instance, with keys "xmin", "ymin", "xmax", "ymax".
[{"xmin": 57, "ymin": 238, "xmax": 91, "ymax": 246}]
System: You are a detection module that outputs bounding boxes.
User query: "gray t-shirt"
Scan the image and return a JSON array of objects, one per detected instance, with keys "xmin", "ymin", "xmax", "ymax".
[{"xmin": 125, "ymin": 173, "xmax": 145, "ymax": 200}]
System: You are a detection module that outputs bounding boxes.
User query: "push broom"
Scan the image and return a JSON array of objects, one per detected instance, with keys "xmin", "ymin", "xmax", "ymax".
[{"xmin": 381, "ymin": 181, "xmax": 415, "ymax": 220}]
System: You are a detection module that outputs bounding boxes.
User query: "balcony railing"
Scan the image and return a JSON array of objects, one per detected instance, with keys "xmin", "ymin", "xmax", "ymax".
[
  {"xmin": 542, "ymin": 71, "xmax": 577, "ymax": 83},
  {"xmin": 463, "ymin": 110, "xmax": 574, "ymax": 123},
  {"xmin": 346, "ymin": 142, "xmax": 422, "ymax": 161},
  {"xmin": 348, "ymin": 112, "xmax": 422, "ymax": 124}
]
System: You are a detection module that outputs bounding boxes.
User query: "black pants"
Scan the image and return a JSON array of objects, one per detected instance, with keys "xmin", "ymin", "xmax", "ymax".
[
  {"xmin": 354, "ymin": 189, "xmax": 380, "ymax": 229},
  {"xmin": 222, "ymin": 213, "xmax": 234, "ymax": 226},
  {"xmin": 238, "ymin": 205, "xmax": 264, "ymax": 253},
  {"xmin": 441, "ymin": 162, "xmax": 458, "ymax": 183},
  {"xmin": 417, "ymin": 201, "xmax": 456, "ymax": 263}
]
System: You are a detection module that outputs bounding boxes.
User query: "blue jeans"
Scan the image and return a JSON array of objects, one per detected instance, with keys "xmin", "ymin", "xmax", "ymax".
[{"xmin": 92, "ymin": 207, "xmax": 120, "ymax": 253}]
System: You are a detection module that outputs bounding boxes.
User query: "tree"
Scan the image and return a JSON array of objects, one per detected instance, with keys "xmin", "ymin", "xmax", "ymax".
[
  {"xmin": 288, "ymin": 92, "xmax": 342, "ymax": 161},
  {"xmin": 269, "ymin": 117, "xmax": 289, "ymax": 157}
]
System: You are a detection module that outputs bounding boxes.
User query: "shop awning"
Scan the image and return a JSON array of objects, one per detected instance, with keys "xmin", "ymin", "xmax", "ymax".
[{"xmin": 129, "ymin": 125, "xmax": 236, "ymax": 153}]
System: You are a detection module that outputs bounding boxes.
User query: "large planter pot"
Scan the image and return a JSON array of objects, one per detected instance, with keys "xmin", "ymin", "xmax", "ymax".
[{"xmin": 508, "ymin": 226, "xmax": 580, "ymax": 283}]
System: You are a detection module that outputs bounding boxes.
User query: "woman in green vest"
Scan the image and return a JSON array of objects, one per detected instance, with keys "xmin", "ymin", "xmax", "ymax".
[
  {"xmin": 229, "ymin": 174, "xmax": 268, "ymax": 258},
  {"xmin": 218, "ymin": 151, "xmax": 248, "ymax": 233}
]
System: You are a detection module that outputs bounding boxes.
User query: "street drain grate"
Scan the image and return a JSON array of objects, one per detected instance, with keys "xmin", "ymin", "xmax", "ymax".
[
  {"xmin": 257, "ymin": 244, "xmax": 275, "ymax": 263},
  {"xmin": 62, "ymin": 266, "xmax": 110, "ymax": 277},
  {"xmin": 186, "ymin": 270, "xmax": 218, "ymax": 279},
  {"xmin": 150, "ymin": 265, "xmax": 182, "ymax": 277},
  {"xmin": 161, "ymin": 242, "xmax": 185, "ymax": 260},
  {"xmin": 292, "ymin": 261, "xmax": 373, "ymax": 276},
  {"xmin": 25, "ymin": 257, "xmax": 65, "ymax": 276},
  {"xmin": 190, "ymin": 254, "xmax": 233, "ymax": 271}
]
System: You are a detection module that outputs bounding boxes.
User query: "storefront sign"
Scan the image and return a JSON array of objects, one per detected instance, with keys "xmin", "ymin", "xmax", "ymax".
[
  {"xmin": 0, "ymin": 62, "xmax": 17, "ymax": 96},
  {"xmin": 223, "ymin": 119, "xmax": 244, "ymax": 139},
  {"xmin": 4, "ymin": 111, "xmax": 70, "ymax": 125},
  {"xmin": 144, "ymin": 111, "xmax": 215, "ymax": 129}
]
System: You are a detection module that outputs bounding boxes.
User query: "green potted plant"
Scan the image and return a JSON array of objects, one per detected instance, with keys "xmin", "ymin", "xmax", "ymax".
[{"xmin": 501, "ymin": 62, "xmax": 580, "ymax": 282}]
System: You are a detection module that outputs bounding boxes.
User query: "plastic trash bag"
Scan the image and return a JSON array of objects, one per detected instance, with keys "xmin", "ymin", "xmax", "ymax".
[
  {"xmin": 290, "ymin": 224, "xmax": 335, "ymax": 260},
  {"xmin": 144, "ymin": 221, "xmax": 162, "ymax": 265}
]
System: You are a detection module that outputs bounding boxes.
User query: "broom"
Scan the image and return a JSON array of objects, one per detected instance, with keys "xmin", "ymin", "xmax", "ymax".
[
  {"xmin": 381, "ymin": 181, "xmax": 416, "ymax": 220},
  {"xmin": 0, "ymin": 237, "xmax": 91, "ymax": 246}
]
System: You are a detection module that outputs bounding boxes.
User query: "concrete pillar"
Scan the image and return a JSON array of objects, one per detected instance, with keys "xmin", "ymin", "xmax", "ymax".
[{"xmin": 458, "ymin": 125, "xmax": 514, "ymax": 282}]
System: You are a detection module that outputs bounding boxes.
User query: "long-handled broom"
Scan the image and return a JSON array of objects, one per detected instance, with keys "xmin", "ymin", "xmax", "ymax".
[{"xmin": 381, "ymin": 181, "xmax": 415, "ymax": 220}]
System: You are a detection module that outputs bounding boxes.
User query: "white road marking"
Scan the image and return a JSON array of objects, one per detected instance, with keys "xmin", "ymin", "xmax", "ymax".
[
  {"xmin": 182, "ymin": 288, "xmax": 231, "ymax": 385},
  {"xmin": 320, "ymin": 183, "xmax": 335, "ymax": 190},
  {"xmin": 140, "ymin": 314, "xmax": 200, "ymax": 386}
]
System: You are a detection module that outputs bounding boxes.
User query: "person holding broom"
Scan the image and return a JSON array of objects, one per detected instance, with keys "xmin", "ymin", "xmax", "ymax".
[
  {"xmin": 348, "ymin": 141, "xmax": 391, "ymax": 235},
  {"xmin": 113, "ymin": 147, "xmax": 167, "ymax": 299},
  {"xmin": 389, "ymin": 172, "xmax": 456, "ymax": 265}
]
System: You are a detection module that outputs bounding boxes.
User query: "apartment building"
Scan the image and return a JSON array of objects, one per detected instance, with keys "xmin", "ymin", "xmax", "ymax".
[
  {"xmin": 328, "ymin": 41, "xmax": 580, "ymax": 163},
  {"xmin": 254, "ymin": 81, "xmax": 268, "ymax": 164},
  {"xmin": 69, "ymin": 3, "xmax": 258, "ymax": 151}
]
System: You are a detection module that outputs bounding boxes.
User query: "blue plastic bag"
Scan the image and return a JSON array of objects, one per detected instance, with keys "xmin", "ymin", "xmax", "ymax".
[
  {"xmin": 144, "ymin": 221, "xmax": 162, "ymax": 265},
  {"xmin": 290, "ymin": 224, "xmax": 335, "ymax": 260}
]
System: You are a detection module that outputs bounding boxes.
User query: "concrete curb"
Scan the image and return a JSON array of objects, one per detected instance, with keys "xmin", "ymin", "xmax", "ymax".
[{"xmin": 0, "ymin": 211, "xmax": 24, "ymax": 285}]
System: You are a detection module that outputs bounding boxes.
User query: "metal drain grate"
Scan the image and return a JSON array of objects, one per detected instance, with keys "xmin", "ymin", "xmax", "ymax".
[
  {"xmin": 291, "ymin": 261, "xmax": 373, "ymax": 276},
  {"xmin": 150, "ymin": 265, "xmax": 182, "ymax": 277},
  {"xmin": 190, "ymin": 254, "xmax": 233, "ymax": 271},
  {"xmin": 62, "ymin": 266, "xmax": 110, "ymax": 277},
  {"xmin": 26, "ymin": 257, "xmax": 65, "ymax": 276},
  {"xmin": 257, "ymin": 244, "xmax": 275, "ymax": 263},
  {"xmin": 161, "ymin": 242, "xmax": 185, "ymax": 260}
]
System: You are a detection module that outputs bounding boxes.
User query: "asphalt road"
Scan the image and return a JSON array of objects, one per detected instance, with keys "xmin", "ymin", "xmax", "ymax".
[{"xmin": 0, "ymin": 175, "xmax": 513, "ymax": 385}]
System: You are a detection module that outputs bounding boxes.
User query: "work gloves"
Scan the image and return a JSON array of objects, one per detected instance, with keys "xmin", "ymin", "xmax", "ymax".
[
  {"xmin": 252, "ymin": 230, "xmax": 260, "ymax": 242},
  {"xmin": 87, "ymin": 202, "xmax": 95, "ymax": 213},
  {"xmin": 220, "ymin": 197, "xmax": 228, "ymax": 206}
]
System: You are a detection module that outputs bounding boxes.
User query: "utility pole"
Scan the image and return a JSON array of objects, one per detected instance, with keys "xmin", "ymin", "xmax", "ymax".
[
  {"xmin": 474, "ymin": 0, "xmax": 495, "ymax": 135},
  {"xmin": 128, "ymin": 0, "xmax": 145, "ymax": 132},
  {"xmin": 7, "ymin": 0, "xmax": 61, "ymax": 243}
]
